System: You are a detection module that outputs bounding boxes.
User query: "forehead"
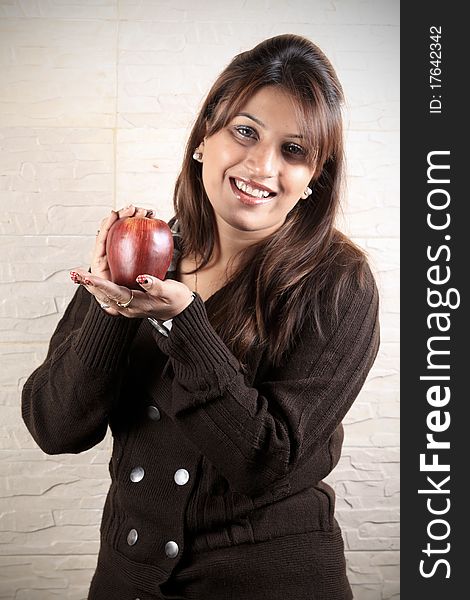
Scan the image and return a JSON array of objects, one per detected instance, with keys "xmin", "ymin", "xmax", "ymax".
[{"xmin": 235, "ymin": 86, "xmax": 301, "ymax": 133}]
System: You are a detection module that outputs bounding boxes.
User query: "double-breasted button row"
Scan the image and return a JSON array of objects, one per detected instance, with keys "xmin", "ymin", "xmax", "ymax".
[
  {"xmin": 125, "ymin": 403, "xmax": 183, "ymax": 561},
  {"xmin": 126, "ymin": 528, "xmax": 179, "ymax": 559},
  {"xmin": 129, "ymin": 466, "xmax": 189, "ymax": 486}
]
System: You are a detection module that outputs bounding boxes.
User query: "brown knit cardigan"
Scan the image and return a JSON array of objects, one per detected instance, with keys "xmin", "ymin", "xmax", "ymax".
[{"xmin": 22, "ymin": 223, "xmax": 380, "ymax": 600}]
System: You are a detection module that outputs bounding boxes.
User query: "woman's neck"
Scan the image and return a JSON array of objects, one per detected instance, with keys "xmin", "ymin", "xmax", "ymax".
[{"xmin": 210, "ymin": 216, "xmax": 270, "ymax": 269}]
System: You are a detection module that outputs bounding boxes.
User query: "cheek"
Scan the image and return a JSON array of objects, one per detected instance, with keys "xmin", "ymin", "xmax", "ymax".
[
  {"xmin": 205, "ymin": 133, "xmax": 245, "ymax": 169},
  {"xmin": 287, "ymin": 168, "xmax": 313, "ymax": 194},
  {"xmin": 201, "ymin": 151, "xmax": 228, "ymax": 201}
]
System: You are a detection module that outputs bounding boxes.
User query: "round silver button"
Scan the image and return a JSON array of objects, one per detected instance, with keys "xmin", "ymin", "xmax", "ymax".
[
  {"xmin": 127, "ymin": 528, "xmax": 138, "ymax": 546},
  {"xmin": 174, "ymin": 468, "xmax": 190, "ymax": 486},
  {"xmin": 165, "ymin": 540, "xmax": 179, "ymax": 558},
  {"xmin": 147, "ymin": 405, "xmax": 161, "ymax": 421},
  {"xmin": 130, "ymin": 466, "xmax": 145, "ymax": 483}
]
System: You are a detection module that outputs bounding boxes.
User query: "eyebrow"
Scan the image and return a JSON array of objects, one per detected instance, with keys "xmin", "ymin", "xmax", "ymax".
[{"xmin": 235, "ymin": 112, "xmax": 303, "ymax": 139}]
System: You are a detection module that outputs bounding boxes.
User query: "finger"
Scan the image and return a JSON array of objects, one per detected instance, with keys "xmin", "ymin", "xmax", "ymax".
[
  {"xmin": 79, "ymin": 272, "xmax": 141, "ymax": 307},
  {"xmin": 133, "ymin": 206, "xmax": 153, "ymax": 218},
  {"xmin": 136, "ymin": 274, "xmax": 194, "ymax": 319},
  {"xmin": 94, "ymin": 291, "xmax": 111, "ymax": 307},
  {"xmin": 116, "ymin": 204, "xmax": 137, "ymax": 219},
  {"xmin": 95, "ymin": 210, "xmax": 119, "ymax": 259},
  {"xmin": 70, "ymin": 268, "xmax": 119, "ymax": 316},
  {"xmin": 93, "ymin": 295, "xmax": 118, "ymax": 313},
  {"xmin": 70, "ymin": 269, "xmax": 107, "ymax": 290},
  {"xmin": 70, "ymin": 270, "xmax": 84, "ymax": 285},
  {"xmin": 136, "ymin": 274, "xmax": 165, "ymax": 298}
]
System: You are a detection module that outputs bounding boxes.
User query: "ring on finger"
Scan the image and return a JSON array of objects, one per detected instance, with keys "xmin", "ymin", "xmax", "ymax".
[
  {"xmin": 116, "ymin": 291, "xmax": 134, "ymax": 308},
  {"xmin": 97, "ymin": 296, "xmax": 111, "ymax": 309}
]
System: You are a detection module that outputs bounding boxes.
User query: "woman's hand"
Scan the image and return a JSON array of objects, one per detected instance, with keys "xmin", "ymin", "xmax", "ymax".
[
  {"xmin": 70, "ymin": 204, "xmax": 194, "ymax": 320},
  {"xmin": 92, "ymin": 205, "xmax": 151, "ymax": 281},
  {"xmin": 69, "ymin": 270, "xmax": 195, "ymax": 321}
]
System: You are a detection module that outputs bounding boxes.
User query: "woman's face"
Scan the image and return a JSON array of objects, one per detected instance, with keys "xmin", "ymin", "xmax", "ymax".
[{"xmin": 200, "ymin": 86, "xmax": 316, "ymax": 241}]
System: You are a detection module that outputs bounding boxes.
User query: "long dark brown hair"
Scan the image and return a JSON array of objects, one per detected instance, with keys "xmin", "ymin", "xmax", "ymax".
[{"xmin": 173, "ymin": 34, "xmax": 368, "ymax": 369}]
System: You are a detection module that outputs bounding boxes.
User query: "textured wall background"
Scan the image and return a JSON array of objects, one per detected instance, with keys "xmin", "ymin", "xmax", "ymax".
[{"xmin": 0, "ymin": 1, "xmax": 399, "ymax": 598}]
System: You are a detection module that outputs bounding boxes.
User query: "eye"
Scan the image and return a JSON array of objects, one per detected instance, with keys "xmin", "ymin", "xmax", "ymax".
[
  {"xmin": 233, "ymin": 125, "xmax": 257, "ymax": 139},
  {"xmin": 283, "ymin": 142, "xmax": 306, "ymax": 157}
]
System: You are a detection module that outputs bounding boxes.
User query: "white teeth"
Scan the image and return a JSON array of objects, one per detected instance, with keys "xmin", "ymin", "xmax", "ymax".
[{"xmin": 234, "ymin": 178, "xmax": 271, "ymax": 198}]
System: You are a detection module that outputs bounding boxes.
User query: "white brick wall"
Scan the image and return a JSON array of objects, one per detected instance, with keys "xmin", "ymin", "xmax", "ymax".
[{"xmin": 0, "ymin": 1, "xmax": 399, "ymax": 598}]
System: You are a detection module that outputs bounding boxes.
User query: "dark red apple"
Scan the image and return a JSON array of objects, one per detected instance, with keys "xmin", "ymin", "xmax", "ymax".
[{"xmin": 106, "ymin": 217, "xmax": 174, "ymax": 289}]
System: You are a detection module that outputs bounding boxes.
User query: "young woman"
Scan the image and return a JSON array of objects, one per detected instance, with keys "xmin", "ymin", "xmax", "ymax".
[{"xmin": 22, "ymin": 34, "xmax": 380, "ymax": 599}]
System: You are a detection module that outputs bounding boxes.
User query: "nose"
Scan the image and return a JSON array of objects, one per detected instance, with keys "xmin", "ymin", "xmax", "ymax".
[{"xmin": 245, "ymin": 142, "xmax": 279, "ymax": 179}]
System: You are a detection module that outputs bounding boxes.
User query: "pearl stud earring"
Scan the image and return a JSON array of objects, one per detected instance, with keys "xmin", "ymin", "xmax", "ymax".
[
  {"xmin": 192, "ymin": 149, "xmax": 203, "ymax": 162},
  {"xmin": 301, "ymin": 186, "xmax": 313, "ymax": 200}
]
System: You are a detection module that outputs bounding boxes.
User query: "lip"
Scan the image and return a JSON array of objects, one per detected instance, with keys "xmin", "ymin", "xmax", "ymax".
[
  {"xmin": 229, "ymin": 177, "xmax": 276, "ymax": 205},
  {"xmin": 231, "ymin": 176, "xmax": 277, "ymax": 195}
]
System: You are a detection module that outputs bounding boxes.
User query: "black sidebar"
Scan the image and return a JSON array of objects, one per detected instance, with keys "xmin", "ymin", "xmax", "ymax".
[{"xmin": 401, "ymin": 3, "xmax": 467, "ymax": 598}]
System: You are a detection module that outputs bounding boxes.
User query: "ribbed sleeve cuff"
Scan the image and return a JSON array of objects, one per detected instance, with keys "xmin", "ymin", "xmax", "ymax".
[
  {"xmin": 72, "ymin": 297, "xmax": 142, "ymax": 373},
  {"xmin": 156, "ymin": 293, "xmax": 240, "ymax": 391}
]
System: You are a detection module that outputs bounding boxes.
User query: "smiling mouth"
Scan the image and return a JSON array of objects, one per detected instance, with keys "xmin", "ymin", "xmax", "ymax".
[{"xmin": 229, "ymin": 177, "xmax": 277, "ymax": 202}]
